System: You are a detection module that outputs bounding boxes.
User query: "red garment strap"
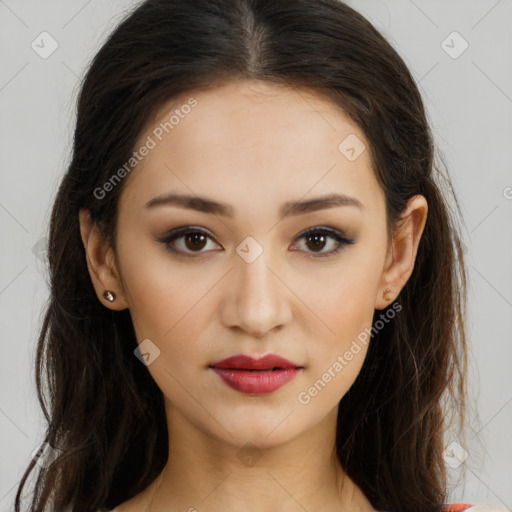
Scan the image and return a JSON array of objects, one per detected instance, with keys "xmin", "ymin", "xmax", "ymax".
[{"xmin": 443, "ymin": 505, "xmax": 473, "ymax": 512}]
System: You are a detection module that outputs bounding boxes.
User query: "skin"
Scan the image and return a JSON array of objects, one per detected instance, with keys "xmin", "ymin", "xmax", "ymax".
[{"xmin": 79, "ymin": 79, "xmax": 428, "ymax": 512}]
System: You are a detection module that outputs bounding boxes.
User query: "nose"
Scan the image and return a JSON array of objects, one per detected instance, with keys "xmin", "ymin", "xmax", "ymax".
[{"xmin": 220, "ymin": 248, "xmax": 293, "ymax": 338}]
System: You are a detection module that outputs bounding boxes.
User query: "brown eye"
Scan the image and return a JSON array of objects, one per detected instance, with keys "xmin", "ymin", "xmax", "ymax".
[
  {"xmin": 159, "ymin": 226, "xmax": 355, "ymax": 259},
  {"xmin": 159, "ymin": 227, "xmax": 221, "ymax": 256},
  {"xmin": 292, "ymin": 227, "xmax": 355, "ymax": 259},
  {"xmin": 184, "ymin": 232, "xmax": 208, "ymax": 251},
  {"xmin": 304, "ymin": 232, "xmax": 328, "ymax": 252}
]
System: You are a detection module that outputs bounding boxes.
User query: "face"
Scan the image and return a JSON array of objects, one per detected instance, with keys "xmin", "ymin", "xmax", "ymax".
[{"xmin": 90, "ymin": 79, "xmax": 414, "ymax": 449}]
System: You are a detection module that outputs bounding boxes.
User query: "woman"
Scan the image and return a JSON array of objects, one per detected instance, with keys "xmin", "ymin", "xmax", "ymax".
[{"xmin": 14, "ymin": 1, "xmax": 501, "ymax": 511}]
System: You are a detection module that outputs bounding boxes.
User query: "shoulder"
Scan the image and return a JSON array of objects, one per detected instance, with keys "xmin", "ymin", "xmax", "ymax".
[{"xmin": 443, "ymin": 505, "xmax": 510, "ymax": 512}]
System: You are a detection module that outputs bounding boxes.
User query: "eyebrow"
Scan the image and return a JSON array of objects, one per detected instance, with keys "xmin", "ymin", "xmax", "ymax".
[{"xmin": 144, "ymin": 192, "xmax": 364, "ymax": 218}]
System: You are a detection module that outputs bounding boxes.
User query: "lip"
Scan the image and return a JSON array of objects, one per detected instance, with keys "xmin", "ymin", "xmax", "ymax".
[{"xmin": 209, "ymin": 354, "xmax": 303, "ymax": 395}]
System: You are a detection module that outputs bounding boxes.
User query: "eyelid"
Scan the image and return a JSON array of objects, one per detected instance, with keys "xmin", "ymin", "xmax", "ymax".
[
  {"xmin": 158, "ymin": 225, "xmax": 355, "ymax": 258},
  {"xmin": 158, "ymin": 226, "xmax": 221, "ymax": 256},
  {"xmin": 290, "ymin": 226, "xmax": 355, "ymax": 258}
]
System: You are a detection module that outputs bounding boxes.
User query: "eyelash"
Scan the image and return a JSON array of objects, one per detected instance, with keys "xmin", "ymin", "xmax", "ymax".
[{"xmin": 158, "ymin": 226, "xmax": 355, "ymax": 259}]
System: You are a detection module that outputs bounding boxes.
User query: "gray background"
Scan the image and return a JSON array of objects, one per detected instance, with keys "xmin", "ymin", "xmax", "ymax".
[{"xmin": 0, "ymin": 0, "xmax": 511, "ymax": 510}]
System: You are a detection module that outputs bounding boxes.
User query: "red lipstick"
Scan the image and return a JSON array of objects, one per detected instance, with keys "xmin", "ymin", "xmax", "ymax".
[{"xmin": 209, "ymin": 354, "xmax": 303, "ymax": 395}]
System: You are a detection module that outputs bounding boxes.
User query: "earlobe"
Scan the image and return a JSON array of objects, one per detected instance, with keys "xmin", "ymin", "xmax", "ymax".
[
  {"xmin": 78, "ymin": 208, "xmax": 129, "ymax": 311},
  {"xmin": 375, "ymin": 195, "xmax": 428, "ymax": 310}
]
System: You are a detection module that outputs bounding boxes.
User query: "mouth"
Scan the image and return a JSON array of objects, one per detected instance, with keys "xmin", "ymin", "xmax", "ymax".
[
  {"xmin": 208, "ymin": 354, "xmax": 304, "ymax": 395},
  {"xmin": 213, "ymin": 367, "xmax": 299, "ymax": 371},
  {"xmin": 209, "ymin": 353, "xmax": 303, "ymax": 371}
]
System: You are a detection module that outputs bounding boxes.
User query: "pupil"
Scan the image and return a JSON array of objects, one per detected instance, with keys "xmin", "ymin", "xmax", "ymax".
[
  {"xmin": 186, "ymin": 233, "xmax": 206, "ymax": 251},
  {"xmin": 307, "ymin": 233, "xmax": 326, "ymax": 251},
  {"xmin": 183, "ymin": 232, "xmax": 328, "ymax": 252}
]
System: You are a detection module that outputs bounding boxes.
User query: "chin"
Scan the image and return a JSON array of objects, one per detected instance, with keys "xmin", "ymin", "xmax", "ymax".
[{"xmin": 210, "ymin": 412, "xmax": 306, "ymax": 450}]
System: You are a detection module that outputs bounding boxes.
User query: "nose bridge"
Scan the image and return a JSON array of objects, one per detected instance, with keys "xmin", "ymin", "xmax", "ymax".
[{"xmin": 225, "ymin": 242, "xmax": 291, "ymax": 336}]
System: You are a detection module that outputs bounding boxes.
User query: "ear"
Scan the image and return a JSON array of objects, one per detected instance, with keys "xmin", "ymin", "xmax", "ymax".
[
  {"xmin": 374, "ymin": 195, "xmax": 428, "ymax": 310},
  {"xmin": 78, "ymin": 208, "xmax": 129, "ymax": 311}
]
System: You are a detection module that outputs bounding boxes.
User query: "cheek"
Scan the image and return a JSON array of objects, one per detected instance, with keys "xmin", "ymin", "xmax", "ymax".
[
  {"xmin": 120, "ymin": 226, "xmax": 383, "ymax": 401},
  {"xmin": 294, "ymin": 249, "xmax": 383, "ymax": 336},
  {"xmin": 123, "ymin": 263, "xmax": 213, "ymax": 398},
  {"xmin": 128, "ymin": 283, "xmax": 220, "ymax": 379},
  {"xmin": 117, "ymin": 231, "xmax": 214, "ymax": 340},
  {"xmin": 297, "ymin": 291, "xmax": 373, "ymax": 409},
  {"xmin": 293, "ymin": 254, "xmax": 383, "ymax": 399}
]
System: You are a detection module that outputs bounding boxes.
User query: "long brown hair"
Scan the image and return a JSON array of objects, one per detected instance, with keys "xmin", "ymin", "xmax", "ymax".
[{"xmin": 14, "ymin": 1, "xmax": 468, "ymax": 511}]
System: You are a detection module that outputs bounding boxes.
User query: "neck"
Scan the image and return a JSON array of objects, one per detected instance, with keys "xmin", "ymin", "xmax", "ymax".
[{"xmin": 145, "ymin": 399, "xmax": 375, "ymax": 512}]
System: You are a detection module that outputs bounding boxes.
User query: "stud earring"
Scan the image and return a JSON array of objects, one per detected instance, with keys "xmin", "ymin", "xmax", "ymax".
[
  {"xmin": 102, "ymin": 290, "xmax": 116, "ymax": 302},
  {"xmin": 384, "ymin": 288, "xmax": 392, "ymax": 301}
]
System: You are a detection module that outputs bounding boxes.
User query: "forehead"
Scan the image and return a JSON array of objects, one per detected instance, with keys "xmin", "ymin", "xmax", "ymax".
[{"xmin": 120, "ymin": 79, "xmax": 383, "ymax": 219}]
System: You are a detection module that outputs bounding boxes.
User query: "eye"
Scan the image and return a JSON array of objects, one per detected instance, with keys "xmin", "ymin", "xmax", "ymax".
[
  {"xmin": 291, "ymin": 227, "xmax": 355, "ymax": 259},
  {"xmin": 158, "ymin": 227, "xmax": 221, "ymax": 256},
  {"xmin": 158, "ymin": 226, "xmax": 355, "ymax": 258}
]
